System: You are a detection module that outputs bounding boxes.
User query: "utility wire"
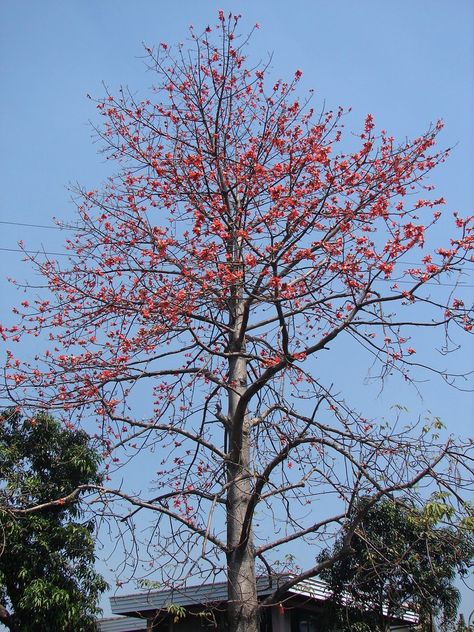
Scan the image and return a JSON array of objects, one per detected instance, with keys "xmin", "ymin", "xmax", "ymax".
[
  {"xmin": 0, "ymin": 220, "xmax": 62, "ymax": 230},
  {"xmin": 1, "ymin": 220, "xmax": 473, "ymax": 270},
  {"xmin": 1, "ymin": 220, "xmax": 473, "ymax": 261},
  {"xmin": 0, "ymin": 220, "xmax": 76, "ymax": 230},
  {"xmin": 0, "ymin": 246, "xmax": 472, "ymax": 288},
  {"xmin": 1, "ymin": 245, "xmax": 473, "ymax": 272},
  {"xmin": 1, "ymin": 221, "xmax": 473, "ymax": 280},
  {"xmin": 0, "ymin": 247, "xmax": 69, "ymax": 257}
]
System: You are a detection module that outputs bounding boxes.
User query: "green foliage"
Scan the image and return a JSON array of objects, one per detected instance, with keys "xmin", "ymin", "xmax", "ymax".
[
  {"xmin": 318, "ymin": 498, "xmax": 474, "ymax": 632},
  {"xmin": 136, "ymin": 578, "xmax": 161, "ymax": 590},
  {"xmin": 0, "ymin": 410, "xmax": 108, "ymax": 631},
  {"xmin": 166, "ymin": 603, "xmax": 187, "ymax": 623}
]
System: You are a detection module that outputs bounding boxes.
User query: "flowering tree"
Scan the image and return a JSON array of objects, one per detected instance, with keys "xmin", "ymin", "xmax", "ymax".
[{"xmin": 2, "ymin": 13, "xmax": 473, "ymax": 632}]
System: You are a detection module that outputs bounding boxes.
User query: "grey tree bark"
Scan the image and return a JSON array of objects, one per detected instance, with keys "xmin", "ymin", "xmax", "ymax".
[{"xmin": 226, "ymin": 284, "xmax": 259, "ymax": 632}]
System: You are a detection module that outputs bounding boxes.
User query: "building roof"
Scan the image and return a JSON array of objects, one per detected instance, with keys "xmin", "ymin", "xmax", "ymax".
[
  {"xmin": 109, "ymin": 576, "xmax": 417, "ymax": 624},
  {"xmin": 110, "ymin": 576, "xmax": 277, "ymax": 616}
]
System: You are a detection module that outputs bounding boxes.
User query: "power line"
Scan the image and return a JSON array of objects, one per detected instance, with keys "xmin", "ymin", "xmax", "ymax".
[
  {"xmin": 386, "ymin": 279, "xmax": 474, "ymax": 288},
  {"xmin": 0, "ymin": 220, "xmax": 63, "ymax": 230},
  {"xmin": 0, "ymin": 246, "xmax": 472, "ymax": 288},
  {"xmin": 2, "ymin": 245, "xmax": 472, "ymax": 272},
  {"xmin": 1, "ymin": 220, "xmax": 473, "ymax": 270},
  {"xmin": 0, "ymin": 220, "xmax": 78, "ymax": 230},
  {"xmin": 1, "ymin": 219, "xmax": 473, "ymax": 279},
  {"xmin": 0, "ymin": 247, "xmax": 70, "ymax": 257}
]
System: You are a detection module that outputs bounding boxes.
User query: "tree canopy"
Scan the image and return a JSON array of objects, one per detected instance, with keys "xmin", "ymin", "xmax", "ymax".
[
  {"xmin": 0, "ymin": 410, "xmax": 107, "ymax": 631},
  {"xmin": 318, "ymin": 498, "xmax": 474, "ymax": 631},
  {"xmin": 1, "ymin": 13, "xmax": 473, "ymax": 632}
]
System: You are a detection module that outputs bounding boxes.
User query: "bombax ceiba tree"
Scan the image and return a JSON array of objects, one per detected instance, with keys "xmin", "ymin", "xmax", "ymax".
[{"xmin": 2, "ymin": 13, "xmax": 473, "ymax": 632}]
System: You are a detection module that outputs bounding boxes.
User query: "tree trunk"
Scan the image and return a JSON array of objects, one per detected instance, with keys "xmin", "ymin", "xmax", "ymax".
[
  {"xmin": 226, "ymin": 427, "xmax": 259, "ymax": 632},
  {"xmin": 226, "ymin": 300, "xmax": 259, "ymax": 632}
]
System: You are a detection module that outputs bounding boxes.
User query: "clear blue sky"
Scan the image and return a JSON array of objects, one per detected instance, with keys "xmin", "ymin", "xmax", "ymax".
[{"xmin": 1, "ymin": 0, "xmax": 473, "ymax": 619}]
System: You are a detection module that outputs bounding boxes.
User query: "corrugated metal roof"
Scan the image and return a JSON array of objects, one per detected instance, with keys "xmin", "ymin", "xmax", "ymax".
[
  {"xmin": 110, "ymin": 575, "xmax": 417, "ymax": 624},
  {"xmin": 287, "ymin": 578, "xmax": 418, "ymax": 624},
  {"xmin": 110, "ymin": 576, "xmax": 284, "ymax": 615},
  {"xmin": 287, "ymin": 577, "xmax": 334, "ymax": 601}
]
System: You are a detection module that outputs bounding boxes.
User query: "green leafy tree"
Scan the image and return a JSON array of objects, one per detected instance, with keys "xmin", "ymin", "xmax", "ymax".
[
  {"xmin": 318, "ymin": 498, "xmax": 474, "ymax": 632},
  {"xmin": 0, "ymin": 410, "xmax": 108, "ymax": 631}
]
